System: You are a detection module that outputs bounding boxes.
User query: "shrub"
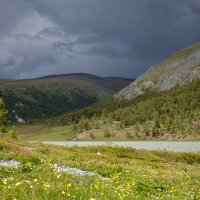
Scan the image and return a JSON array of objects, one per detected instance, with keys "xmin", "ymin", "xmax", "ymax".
[
  {"xmin": 0, "ymin": 140, "xmax": 11, "ymax": 151},
  {"xmin": 0, "ymin": 98, "xmax": 8, "ymax": 137},
  {"xmin": 11, "ymin": 126, "xmax": 17, "ymax": 140},
  {"xmin": 104, "ymin": 129, "xmax": 112, "ymax": 138},
  {"xmin": 126, "ymin": 131, "xmax": 134, "ymax": 139},
  {"xmin": 89, "ymin": 132, "xmax": 95, "ymax": 140}
]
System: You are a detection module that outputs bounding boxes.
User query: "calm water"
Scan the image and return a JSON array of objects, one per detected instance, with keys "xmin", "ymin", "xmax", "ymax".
[{"xmin": 43, "ymin": 141, "xmax": 200, "ymax": 152}]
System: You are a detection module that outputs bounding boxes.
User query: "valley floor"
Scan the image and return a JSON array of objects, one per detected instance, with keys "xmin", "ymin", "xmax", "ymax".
[{"xmin": 15, "ymin": 124, "xmax": 200, "ymax": 142}]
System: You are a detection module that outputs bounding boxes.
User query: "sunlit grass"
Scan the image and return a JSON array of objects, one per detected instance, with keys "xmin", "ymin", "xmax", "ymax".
[
  {"xmin": 16, "ymin": 125, "xmax": 75, "ymax": 141},
  {"xmin": 0, "ymin": 138, "xmax": 200, "ymax": 199}
]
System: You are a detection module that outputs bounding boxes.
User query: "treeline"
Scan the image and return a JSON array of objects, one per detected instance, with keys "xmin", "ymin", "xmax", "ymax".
[
  {"xmin": 54, "ymin": 91, "xmax": 159, "ymax": 125},
  {"xmin": 55, "ymin": 79, "xmax": 200, "ymax": 136},
  {"xmin": 111, "ymin": 79, "xmax": 200, "ymax": 135}
]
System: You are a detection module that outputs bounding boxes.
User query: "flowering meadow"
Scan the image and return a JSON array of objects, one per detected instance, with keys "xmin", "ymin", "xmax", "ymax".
[{"xmin": 0, "ymin": 138, "xmax": 200, "ymax": 200}]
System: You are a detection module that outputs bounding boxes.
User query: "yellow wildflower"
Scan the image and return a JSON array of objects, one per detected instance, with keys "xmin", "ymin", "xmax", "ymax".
[
  {"xmin": 3, "ymin": 180, "xmax": 7, "ymax": 185},
  {"xmin": 33, "ymin": 179, "xmax": 37, "ymax": 183},
  {"xmin": 15, "ymin": 182, "xmax": 21, "ymax": 186},
  {"xmin": 57, "ymin": 175, "xmax": 60, "ymax": 179},
  {"xmin": 43, "ymin": 184, "xmax": 50, "ymax": 188},
  {"xmin": 95, "ymin": 185, "xmax": 99, "ymax": 189}
]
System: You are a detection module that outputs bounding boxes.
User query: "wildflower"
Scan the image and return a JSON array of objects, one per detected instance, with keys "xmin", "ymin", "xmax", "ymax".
[
  {"xmin": 73, "ymin": 179, "xmax": 80, "ymax": 183},
  {"xmin": 95, "ymin": 185, "xmax": 99, "ymax": 189},
  {"xmin": 57, "ymin": 175, "xmax": 60, "ymax": 179},
  {"xmin": 83, "ymin": 180, "xmax": 90, "ymax": 185},
  {"xmin": 62, "ymin": 191, "xmax": 65, "ymax": 194},
  {"xmin": 3, "ymin": 180, "xmax": 7, "ymax": 185},
  {"xmin": 67, "ymin": 183, "xmax": 71, "ymax": 187},
  {"xmin": 90, "ymin": 198, "xmax": 96, "ymax": 200},
  {"xmin": 15, "ymin": 182, "xmax": 21, "ymax": 186},
  {"xmin": 68, "ymin": 194, "xmax": 71, "ymax": 197},
  {"xmin": 43, "ymin": 184, "xmax": 50, "ymax": 189},
  {"xmin": 25, "ymin": 180, "xmax": 31, "ymax": 184},
  {"xmin": 33, "ymin": 179, "xmax": 37, "ymax": 183}
]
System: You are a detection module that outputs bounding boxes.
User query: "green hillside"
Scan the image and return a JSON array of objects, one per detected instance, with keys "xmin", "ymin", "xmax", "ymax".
[
  {"xmin": 51, "ymin": 78, "xmax": 200, "ymax": 140},
  {"xmin": 0, "ymin": 74, "xmax": 132, "ymax": 122}
]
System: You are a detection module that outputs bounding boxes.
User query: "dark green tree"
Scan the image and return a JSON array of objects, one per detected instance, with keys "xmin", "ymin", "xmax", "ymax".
[
  {"xmin": 11, "ymin": 126, "xmax": 17, "ymax": 140},
  {"xmin": 0, "ymin": 98, "xmax": 8, "ymax": 137}
]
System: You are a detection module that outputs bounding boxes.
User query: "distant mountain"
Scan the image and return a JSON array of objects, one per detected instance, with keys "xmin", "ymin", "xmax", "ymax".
[
  {"xmin": 116, "ymin": 42, "xmax": 200, "ymax": 99},
  {"xmin": 33, "ymin": 73, "xmax": 102, "ymax": 80},
  {"xmin": 0, "ymin": 73, "xmax": 133, "ymax": 121}
]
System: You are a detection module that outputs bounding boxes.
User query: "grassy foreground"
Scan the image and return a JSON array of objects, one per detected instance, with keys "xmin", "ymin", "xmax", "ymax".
[{"xmin": 0, "ymin": 138, "xmax": 200, "ymax": 199}]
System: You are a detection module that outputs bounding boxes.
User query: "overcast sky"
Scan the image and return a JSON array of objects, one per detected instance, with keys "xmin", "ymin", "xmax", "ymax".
[{"xmin": 0, "ymin": 0, "xmax": 200, "ymax": 79}]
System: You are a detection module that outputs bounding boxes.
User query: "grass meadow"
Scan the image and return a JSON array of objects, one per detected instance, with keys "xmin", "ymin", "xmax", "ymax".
[
  {"xmin": 0, "ymin": 138, "xmax": 199, "ymax": 199},
  {"xmin": 15, "ymin": 123, "xmax": 200, "ymax": 141}
]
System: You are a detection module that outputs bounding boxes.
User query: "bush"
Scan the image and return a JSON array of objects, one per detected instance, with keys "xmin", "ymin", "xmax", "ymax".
[
  {"xmin": 20, "ymin": 162, "xmax": 35, "ymax": 172},
  {"xmin": 73, "ymin": 124, "xmax": 79, "ymax": 133},
  {"xmin": 152, "ymin": 127, "xmax": 160, "ymax": 137},
  {"xmin": 126, "ymin": 131, "xmax": 134, "ymax": 139},
  {"xmin": 11, "ymin": 126, "xmax": 17, "ymax": 140},
  {"xmin": 89, "ymin": 132, "xmax": 95, "ymax": 140},
  {"xmin": 104, "ymin": 129, "xmax": 112, "ymax": 138},
  {"xmin": 0, "ymin": 98, "xmax": 8, "ymax": 137},
  {"xmin": 0, "ymin": 140, "xmax": 11, "ymax": 151}
]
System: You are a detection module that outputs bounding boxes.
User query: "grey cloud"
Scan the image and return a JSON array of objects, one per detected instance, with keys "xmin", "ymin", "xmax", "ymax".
[
  {"xmin": 189, "ymin": 0, "xmax": 200, "ymax": 13},
  {"xmin": 0, "ymin": 0, "xmax": 200, "ymax": 79},
  {"xmin": 25, "ymin": 0, "xmax": 200, "ymax": 53},
  {"xmin": 0, "ymin": 0, "xmax": 32, "ymax": 38}
]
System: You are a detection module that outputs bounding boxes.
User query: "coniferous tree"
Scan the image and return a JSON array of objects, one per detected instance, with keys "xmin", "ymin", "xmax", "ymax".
[{"xmin": 0, "ymin": 98, "xmax": 8, "ymax": 137}]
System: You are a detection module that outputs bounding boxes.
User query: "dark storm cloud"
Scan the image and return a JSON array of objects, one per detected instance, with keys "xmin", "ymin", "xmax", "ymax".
[
  {"xmin": 190, "ymin": 0, "xmax": 200, "ymax": 13},
  {"xmin": 0, "ymin": 0, "xmax": 200, "ymax": 79},
  {"xmin": 0, "ymin": 0, "xmax": 29, "ymax": 38}
]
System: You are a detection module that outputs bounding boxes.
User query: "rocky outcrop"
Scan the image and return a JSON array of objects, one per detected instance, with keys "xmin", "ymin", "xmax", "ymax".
[
  {"xmin": 116, "ymin": 42, "xmax": 200, "ymax": 99},
  {"xmin": 116, "ymin": 82, "xmax": 143, "ymax": 99}
]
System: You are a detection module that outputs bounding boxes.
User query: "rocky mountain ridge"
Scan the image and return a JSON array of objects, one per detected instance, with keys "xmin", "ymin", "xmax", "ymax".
[{"xmin": 116, "ymin": 42, "xmax": 200, "ymax": 99}]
